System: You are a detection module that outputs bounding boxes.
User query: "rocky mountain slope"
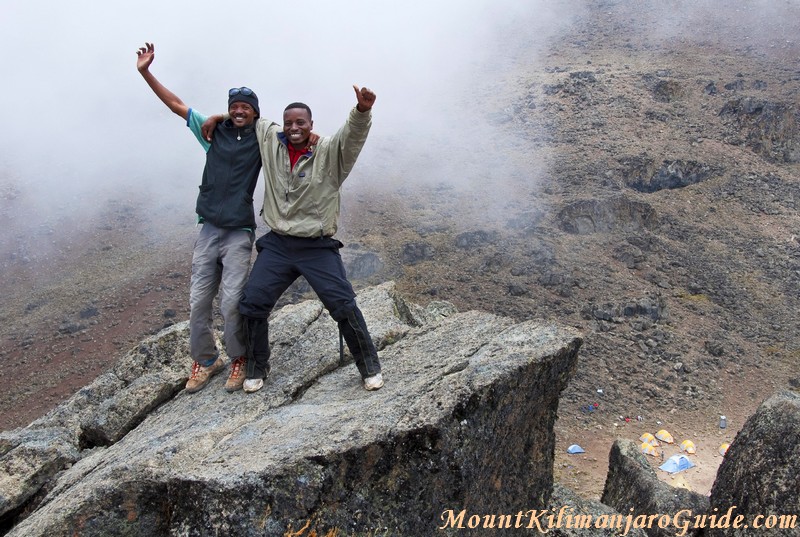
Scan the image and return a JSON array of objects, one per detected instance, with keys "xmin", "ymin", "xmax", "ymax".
[{"xmin": 1, "ymin": 0, "xmax": 798, "ymax": 500}]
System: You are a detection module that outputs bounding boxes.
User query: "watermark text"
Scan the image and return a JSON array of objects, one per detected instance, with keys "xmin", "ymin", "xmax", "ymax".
[{"xmin": 439, "ymin": 506, "xmax": 797, "ymax": 535}]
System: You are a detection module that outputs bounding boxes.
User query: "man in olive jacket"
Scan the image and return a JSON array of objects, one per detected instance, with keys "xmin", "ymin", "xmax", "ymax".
[{"xmin": 204, "ymin": 85, "xmax": 383, "ymax": 394}]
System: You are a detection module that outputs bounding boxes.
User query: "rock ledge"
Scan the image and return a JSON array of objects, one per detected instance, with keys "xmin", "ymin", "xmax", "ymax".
[{"xmin": 1, "ymin": 282, "xmax": 583, "ymax": 536}]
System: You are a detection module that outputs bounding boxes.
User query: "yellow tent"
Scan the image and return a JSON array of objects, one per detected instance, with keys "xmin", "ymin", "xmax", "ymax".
[
  {"xmin": 640, "ymin": 442, "xmax": 659, "ymax": 457},
  {"xmin": 639, "ymin": 432, "xmax": 659, "ymax": 446},
  {"xmin": 680, "ymin": 439, "xmax": 696, "ymax": 454},
  {"xmin": 655, "ymin": 429, "xmax": 674, "ymax": 444},
  {"xmin": 718, "ymin": 443, "xmax": 730, "ymax": 456}
]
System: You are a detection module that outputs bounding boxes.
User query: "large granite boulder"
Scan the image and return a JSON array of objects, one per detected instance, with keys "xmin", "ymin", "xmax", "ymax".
[
  {"xmin": 601, "ymin": 439, "xmax": 709, "ymax": 537},
  {"xmin": 1, "ymin": 281, "xmax": 583, "ymax": 536},
  {"xmin": 547, "ymin": 483, "xmax": 647, "ymax": 537},
  {"xmin": 705, "ymin": 390, "xmax": 800, "ymax": 537}
]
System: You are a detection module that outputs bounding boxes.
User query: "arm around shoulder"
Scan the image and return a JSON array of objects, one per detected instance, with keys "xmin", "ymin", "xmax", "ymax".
[{"xmin": 255, "ymin": 116, "xmax": 279, "ymax": 139}]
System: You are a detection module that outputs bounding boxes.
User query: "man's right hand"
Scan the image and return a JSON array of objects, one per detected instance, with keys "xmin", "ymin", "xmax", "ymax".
[
  {"xmin": 136, "ymin": 42, "xmax": 155, "ymax": 73},
  {"xmin": 201, "ymin": 115, "xmax": 224, "ymax": 142}
]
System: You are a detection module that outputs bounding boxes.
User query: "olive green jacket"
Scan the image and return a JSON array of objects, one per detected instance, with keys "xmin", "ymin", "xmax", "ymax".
[{"xmin": 255, "ymin": 107, "xmax": 372, "ymax": 237}]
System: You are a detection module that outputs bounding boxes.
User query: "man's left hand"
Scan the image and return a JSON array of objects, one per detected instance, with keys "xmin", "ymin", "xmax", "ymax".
[{"xmin": 354, "ymin": 85, "xmax": 376, "ymax": 112}]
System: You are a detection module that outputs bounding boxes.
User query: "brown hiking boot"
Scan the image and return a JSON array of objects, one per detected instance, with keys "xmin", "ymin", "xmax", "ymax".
[
  {"xmin": 224, "ymin": 356, "xmax": 247, "ymax": 392},
  {"xmin": 185, "ymin": 357, "xmax": 225, "ymax": 393}
]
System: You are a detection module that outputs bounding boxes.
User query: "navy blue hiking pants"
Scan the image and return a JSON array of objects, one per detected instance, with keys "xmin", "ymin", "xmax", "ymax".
[{"xmin": 239, "ymin": 232, "xmax": 381, "ymax": 380}]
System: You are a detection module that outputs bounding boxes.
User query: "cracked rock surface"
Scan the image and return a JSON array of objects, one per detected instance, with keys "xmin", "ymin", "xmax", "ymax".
[{"xmin": 1, "ymin": 282, "xmax": 583, "ymax": 536}]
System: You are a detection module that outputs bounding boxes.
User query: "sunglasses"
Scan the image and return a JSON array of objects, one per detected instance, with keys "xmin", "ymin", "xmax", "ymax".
[{"xmin": 229, "ymin": 87, "xmax": 255, "ymax": 97}]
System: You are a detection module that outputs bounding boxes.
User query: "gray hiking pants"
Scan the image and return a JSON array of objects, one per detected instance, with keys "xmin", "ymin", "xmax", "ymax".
[{"xmin": 189, "ymin": 223, "xmax": 254, "ymax": 365}]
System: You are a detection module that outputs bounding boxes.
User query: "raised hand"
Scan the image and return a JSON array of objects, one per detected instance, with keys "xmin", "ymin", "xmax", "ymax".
[
  {"xmin": 135, "ymin": 41, "xmax": 189, "ymax": 119},
  {"xmin": 136, "ymin": 42, "xmax": 155, "ymax": 72},
  {"xmin": 353, "ymin": 85, "xmax": 376, "ymax": 112}
]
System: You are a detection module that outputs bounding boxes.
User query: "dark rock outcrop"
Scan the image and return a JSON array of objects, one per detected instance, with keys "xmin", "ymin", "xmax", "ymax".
[
  {"xmin": 601, "ymin": 439, "xmax": 709, "ymax": 537},
  {"xmin": 705, "ymin": 391, "xmax": 800, "ymax": 537},
  {"xmin": 583, "ymin": 295, "xmax": 667, "ymax": 324},
  {"xmin": 401, "ymin": 241, "xmax": 436, "ymax": 265},
  {"xmin": 1, "ymin": 282, "xmax": 583, "ymax": 536},
  {"xmin": 340, "ymin": 249, "xmax": 385, "ymax": 280},
  {"xmin": 719, "ymin": 97, "xmax": 800, "ymax": 163},
  {"xmin": 548, "ymin": 483, "xmax": 647, "ymax": 537},
  {"xmin": 557, "ymin": 197, "xmax": 657, "ymax": 235},
  {"xmin": 620, "ymin": 157, "xmax": 718, "ymax": 193},
  {"xmin": 652, "ymin": 79, "xmax": 685, "ymax": 103}
]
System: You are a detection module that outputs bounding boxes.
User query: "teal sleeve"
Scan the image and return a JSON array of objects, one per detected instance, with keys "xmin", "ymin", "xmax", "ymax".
[{"xmin": 186, "ymin": 108, "xmax": 212, "ymax": 153}]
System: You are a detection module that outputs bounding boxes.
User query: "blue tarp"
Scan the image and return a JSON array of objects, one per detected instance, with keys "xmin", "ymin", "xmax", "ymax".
[
  {"xmin": 567, "ymin": 444, "xmax": 585, "ymax": 454},
  {"xmin": 659, "ymin": 454, "xmax": 695, "ymax": 473}
]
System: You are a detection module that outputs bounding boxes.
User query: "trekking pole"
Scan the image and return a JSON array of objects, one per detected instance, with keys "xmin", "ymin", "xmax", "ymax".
[{"xmin": 339, "ymin": 326, "xmax": 344, "ymax": 364}]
